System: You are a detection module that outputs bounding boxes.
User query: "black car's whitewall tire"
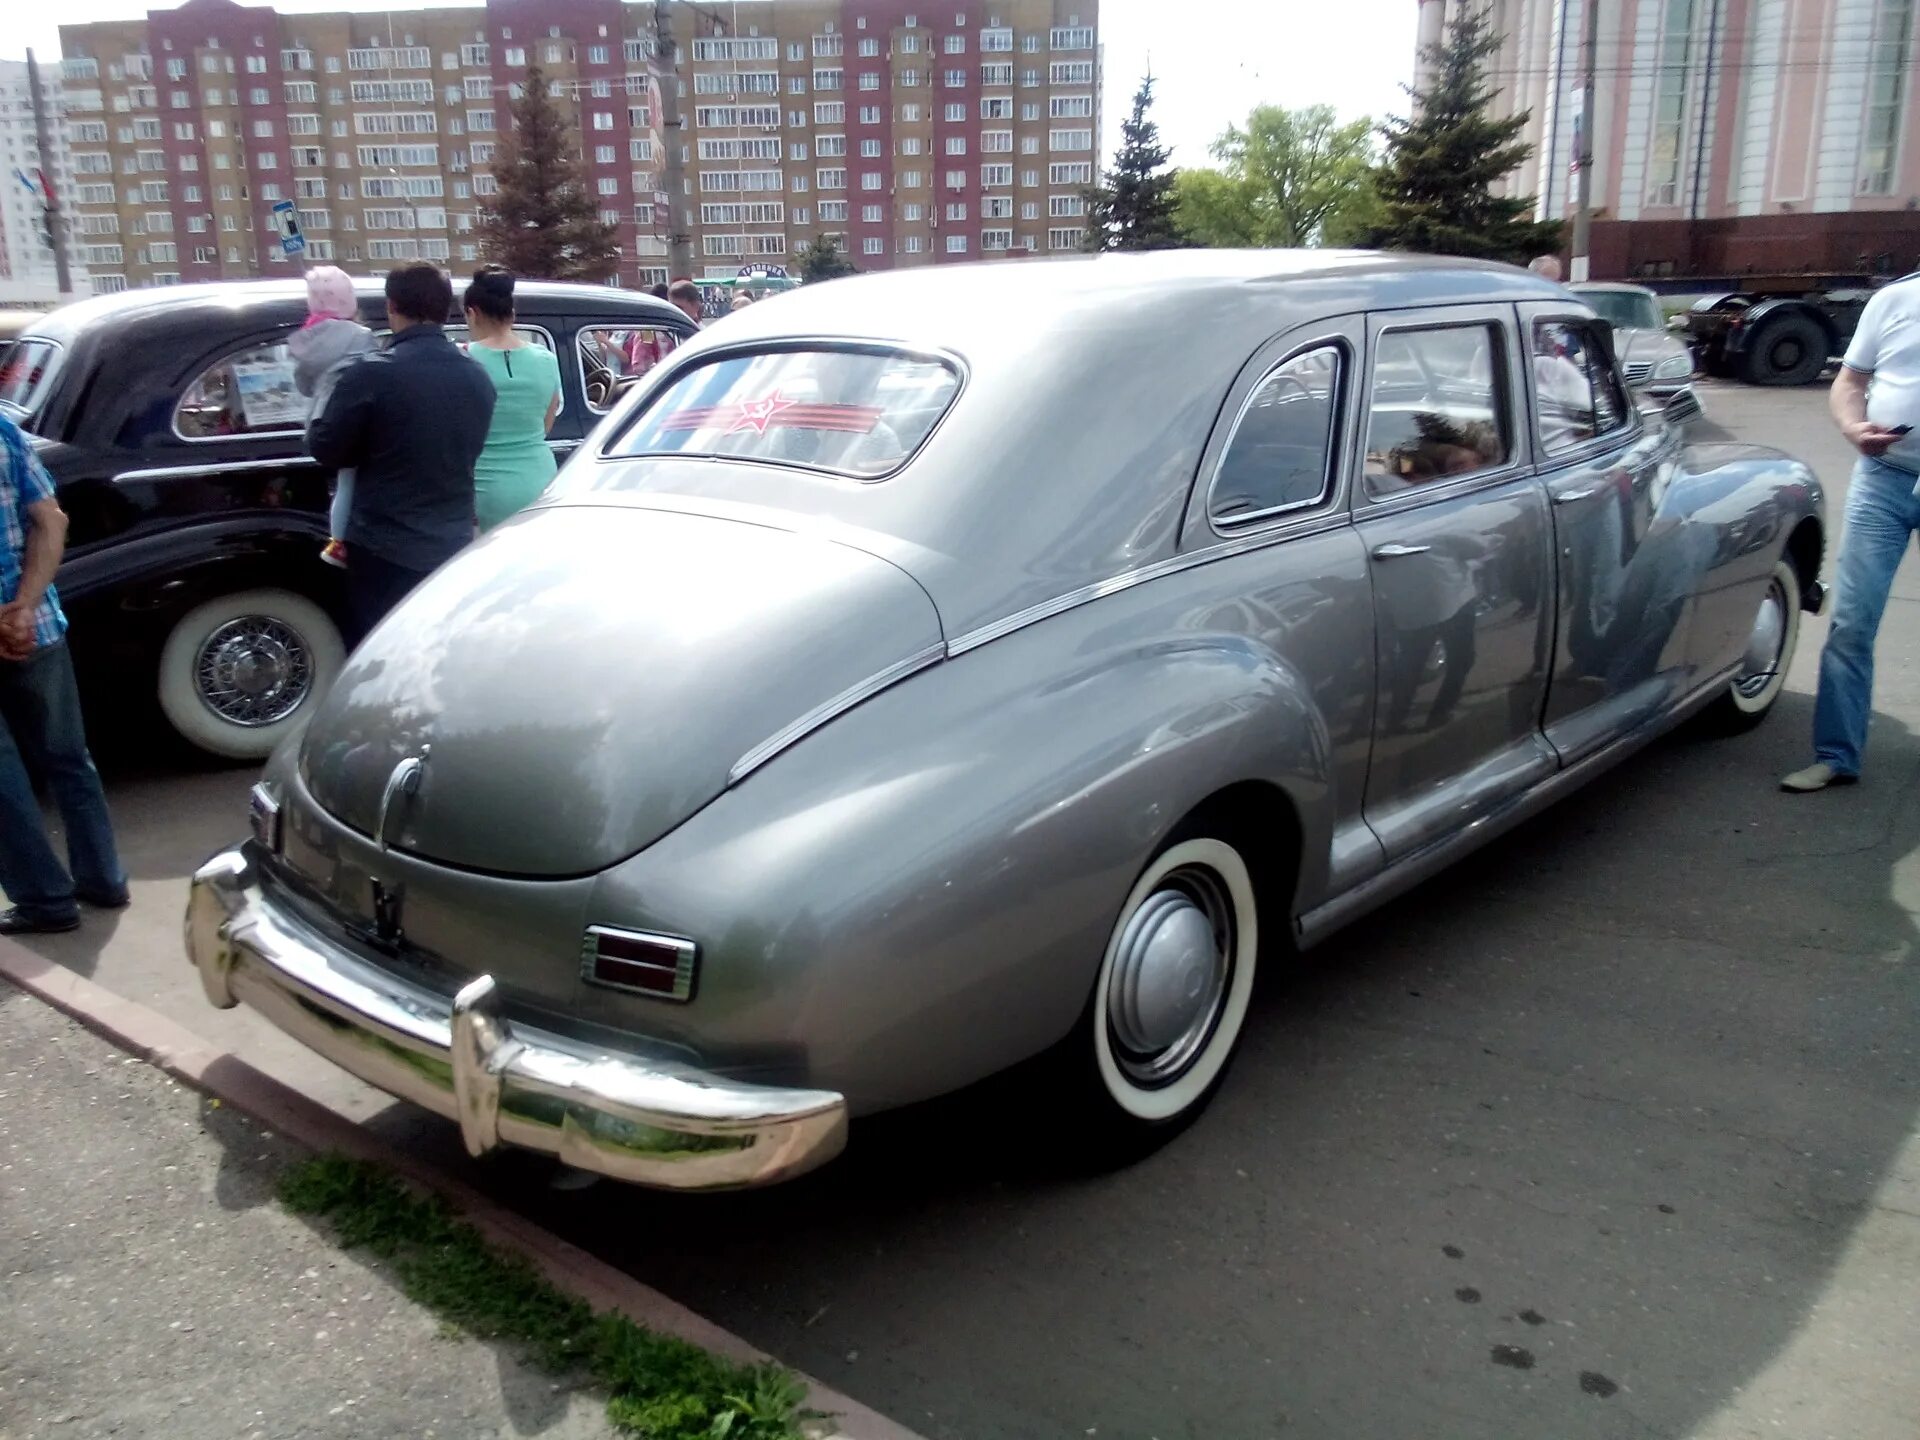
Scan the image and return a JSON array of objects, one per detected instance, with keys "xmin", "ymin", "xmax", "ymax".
[
  {"xmin": 1706, "ymin": 559, "xmax": 1800, "ymax": 734},
  {"xmin": 157, "ymin": 589, "xmax": 345, "ymax": 760},
  {"xmin": 1066, "ymin": 834, "xmax": 1260, "ymax": 1149}
]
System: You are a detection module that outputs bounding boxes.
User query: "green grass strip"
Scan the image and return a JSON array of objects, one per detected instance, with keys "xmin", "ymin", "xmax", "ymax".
[{"xmin": 280, "ymin": 1154, "xmax": 811, "ymax": 1439}]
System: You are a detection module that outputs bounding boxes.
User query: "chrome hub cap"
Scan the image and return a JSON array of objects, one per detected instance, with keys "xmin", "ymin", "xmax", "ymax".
[
  {"xmin": 1107, "ymin": 866, "xmax": 1233, "ymax": 1086},
  {"xmin": 1735, "ymin": 579, "xmax": 1787, "ymax": 698},
  {"xmin": 194, "ymin": 617, "xmax": 313, "ymax": 726}
]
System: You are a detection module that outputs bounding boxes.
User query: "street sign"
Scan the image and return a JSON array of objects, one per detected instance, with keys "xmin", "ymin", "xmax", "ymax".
[{"xmin": 272, "ymin": 198, "xmax": 305, "ymax": 257}]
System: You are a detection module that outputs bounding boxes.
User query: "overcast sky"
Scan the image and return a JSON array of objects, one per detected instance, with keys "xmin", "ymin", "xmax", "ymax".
[{"xmin": 3, "ymin": 0, "xmax": 1417, "ymax": 169}]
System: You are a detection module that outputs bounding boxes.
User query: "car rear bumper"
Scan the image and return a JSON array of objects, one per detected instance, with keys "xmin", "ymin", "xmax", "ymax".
[{"xmin": 185, "ymin": 847, "xmax": 848, "ymax": 1190}]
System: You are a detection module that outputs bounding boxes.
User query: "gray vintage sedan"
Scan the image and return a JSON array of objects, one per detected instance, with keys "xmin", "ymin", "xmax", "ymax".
[{"xmin": 186, "ymin": 252, "xmax": 1824, "ymax": 1190}]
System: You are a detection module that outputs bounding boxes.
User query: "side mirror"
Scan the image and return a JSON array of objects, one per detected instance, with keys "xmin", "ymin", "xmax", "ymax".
[
  {"xmin": 1667, "ymin": 313, "xmax": 1689, "ymax": 332},
  {"xmin": 1662, "ymin": 386, "xmax": 1702, "ymax": 428}
]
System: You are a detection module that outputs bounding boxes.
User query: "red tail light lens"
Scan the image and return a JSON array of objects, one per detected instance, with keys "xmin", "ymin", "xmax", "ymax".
[{"xmin": 580, "ymin": 926, "xmax": 698, "ymax": 1002}]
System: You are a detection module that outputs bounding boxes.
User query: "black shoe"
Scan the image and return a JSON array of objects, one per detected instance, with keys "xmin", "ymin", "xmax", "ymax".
[
  {"xmin": 76, "ymin": 888, "xmax": 131, "ymax": 910},
  {"xmin": 0, "ymin": 907, "xmax": 82, "ymax": 935}
]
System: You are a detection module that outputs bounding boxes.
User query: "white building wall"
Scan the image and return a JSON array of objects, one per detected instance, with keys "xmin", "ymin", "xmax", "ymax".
[
  {"xmin": 1735, "ymin": 0, "xmax": 1788, "ymax": 213},
  {"xmin": 1615, "ymin": 0, "xmax": 1664, "ymax": 219},
  {"xmin": 0, "ymin": 60, "xmax": 81, "ymax": 305},
  {"xmin": 1813, "ymin": 0, "xmax": 1875, "ymax": 209}
]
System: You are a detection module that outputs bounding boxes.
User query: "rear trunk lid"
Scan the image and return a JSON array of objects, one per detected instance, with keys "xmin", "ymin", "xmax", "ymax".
[{"xmin": 298, "ymin": 504, "xmax": 942, "ymax": 876}]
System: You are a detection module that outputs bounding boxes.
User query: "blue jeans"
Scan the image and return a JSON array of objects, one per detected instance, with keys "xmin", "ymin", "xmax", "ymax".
[
  {"xmin": 1812, "ymin": 455, "xmax": 1920, "ymax": 775},
  {"xmin": 0, "ymin": 640, "xmax": 126, "ymax": 922}
]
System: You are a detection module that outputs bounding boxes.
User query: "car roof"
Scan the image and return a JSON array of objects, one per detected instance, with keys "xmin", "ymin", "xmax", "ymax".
[
  {"xmin": 589, "ymin": 249, "xmax": 1571, "ymax": 638},
  {"xmin": 1569, "ymin": 281, "xmax": 1656, "ymax": 296},
  {"xmin": 26, "ymin": 275, "xmax": 681, "ymax": 346}
]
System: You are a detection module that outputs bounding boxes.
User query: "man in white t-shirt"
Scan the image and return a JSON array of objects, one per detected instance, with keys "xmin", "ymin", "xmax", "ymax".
[{"xmin": 1782, "ymin": 273, "xmax": 1920, "ymax": 792}]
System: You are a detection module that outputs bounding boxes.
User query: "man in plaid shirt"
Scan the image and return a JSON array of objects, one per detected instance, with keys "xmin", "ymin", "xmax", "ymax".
[{"xmin": 0, "ymin": 411, "xmax": 126, "ymax": 934}]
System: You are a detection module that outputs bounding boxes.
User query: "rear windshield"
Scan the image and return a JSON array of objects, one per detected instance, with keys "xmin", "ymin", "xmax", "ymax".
[
  {"xmin": 0, "ymin": 339, "xmax": 61, "ymax": 422},
  {"xmin": 601, "ymin": 347, "xmax": 960, "ymax": 479}
]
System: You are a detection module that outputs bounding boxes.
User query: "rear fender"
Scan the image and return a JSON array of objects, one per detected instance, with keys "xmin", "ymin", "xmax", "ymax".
[{"xmin": 587, "ymin": 614, "xmax": 1342, "ymax": 1113}]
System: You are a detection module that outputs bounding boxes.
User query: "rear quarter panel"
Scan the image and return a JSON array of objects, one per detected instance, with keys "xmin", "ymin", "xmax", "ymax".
[{"xmin": 585, "ymin": 527, "xmax": 1376, "ymax": 1113}]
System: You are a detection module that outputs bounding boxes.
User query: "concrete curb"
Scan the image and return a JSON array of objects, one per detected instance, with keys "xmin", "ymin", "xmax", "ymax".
[{"xmin": 0, "ymin": 938, "xmax": 926, "ymax": 1440}]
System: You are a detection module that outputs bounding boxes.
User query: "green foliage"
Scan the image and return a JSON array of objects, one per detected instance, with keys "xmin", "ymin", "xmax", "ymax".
[
  {"xmin": 794, "ymin": 233, "xmax": 858, "ymax": 282},
  {"xmin": 476, "ymin": 63, "xmax": 622, "ymax": 282},
  {"xmin": 1084, "ymin": 73, "xmax": 1182, "ymax": 252},
  {"xmin": 1173, "ymin": 105, "xmax": 1378, "ymax": 249},
  {"xmin": 1361, "ymin": 4, "xmax": 1564, "ymax": 264},
  {"xmin": 280, "ymin": 1156, "xmax": 810, "ymax": 1439}
]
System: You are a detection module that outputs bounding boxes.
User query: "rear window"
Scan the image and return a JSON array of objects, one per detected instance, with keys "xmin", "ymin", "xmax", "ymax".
[
  {"xmin": 0, "ymin": 339, "xmax": 61, "ymax": 421},
  {"xmin": 602, "ymin": 347, "xmax": 960, "ymax": 479}
]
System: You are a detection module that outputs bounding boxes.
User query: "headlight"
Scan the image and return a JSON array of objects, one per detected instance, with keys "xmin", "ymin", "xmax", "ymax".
[{"xmin": 1654, "ymin": 353, "xmax": 1694, "ymax": 380}]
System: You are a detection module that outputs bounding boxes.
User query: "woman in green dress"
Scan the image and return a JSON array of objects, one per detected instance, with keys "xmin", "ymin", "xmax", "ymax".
[{"xmin": 461, "ymin": 266, "xmax": 564, "ymax": 532}]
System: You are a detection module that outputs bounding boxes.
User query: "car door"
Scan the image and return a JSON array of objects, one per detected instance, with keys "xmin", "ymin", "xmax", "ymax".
[
  {"xmin": 1354, "ymin": 308, "xmax": 1556, "ymax": 862},
  {"xmin": 1522, "ymin": 306, "xmax": 1684, "ymax": 763},
  {"xmin": 572, "ymin": 318, "xmax": 690, "ymax": 458}
]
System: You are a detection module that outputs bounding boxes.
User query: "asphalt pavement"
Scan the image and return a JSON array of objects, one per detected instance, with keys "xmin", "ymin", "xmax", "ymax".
[
  {"xmin": 0, "ymin": 981, "xmax": 617, "ymax": 1440},
  {"xmin": 9, "ymin": 381, "xmax": 1920, "ymax": 1440}
]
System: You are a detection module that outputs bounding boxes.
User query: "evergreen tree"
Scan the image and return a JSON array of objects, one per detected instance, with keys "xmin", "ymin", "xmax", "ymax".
[
  {"xmin": 1362, "ymin": 5, "xmax": 1563, "ymax": 264},
  {"xmin": 476, "ymin": 63, "xmax": 621, "ymax": 281},
  {"xmin": 1083, "ymin": 73, "xmax": 1182, "ymax": 252},
  {"xmin": 795, "ymin": 233, "xmax": 859, "ymax": 282}
]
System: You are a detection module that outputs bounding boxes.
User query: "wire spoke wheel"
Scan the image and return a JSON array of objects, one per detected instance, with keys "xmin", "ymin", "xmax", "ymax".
[{"xmin": 193, "ymin": 615, "xmax": 314, "ymax": 727}]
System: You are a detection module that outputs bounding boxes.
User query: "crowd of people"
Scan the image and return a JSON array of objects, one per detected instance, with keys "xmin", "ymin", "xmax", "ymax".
[{"xmin": 0, "ymin": 259, "xmax": 1917, "ymax": 935}]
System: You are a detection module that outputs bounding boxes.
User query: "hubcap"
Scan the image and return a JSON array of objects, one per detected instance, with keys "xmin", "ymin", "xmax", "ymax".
[
  {"xmin": 1106, "ymin": 865, "xmax": 1233, "ymax": 1087},
  {"xmin": 1772, "ymin": 338, "xmax": 1804, "ymax": 370},
  {"xmin": 194, "ymin": 616, "xmax": 313, "ymax": 726},
  {"xmin": 1735, "ymin": 579, "xmax": 1788, "ymax": 698}
]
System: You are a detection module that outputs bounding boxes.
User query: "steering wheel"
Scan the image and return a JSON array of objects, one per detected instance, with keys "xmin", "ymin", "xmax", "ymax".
[{"xmin": 1262, "ymin": 374, "xmax": 1313, "ymax": 406}]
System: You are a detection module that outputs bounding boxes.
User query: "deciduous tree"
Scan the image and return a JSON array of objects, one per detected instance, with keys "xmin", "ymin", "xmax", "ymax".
[
  {"xmin": 476, "ymin": 63, "xmax": 621, "ymax": 281},
  {"xmin": 1173, "ymin": 105, "xmax": 1378, "ymax": 249}
]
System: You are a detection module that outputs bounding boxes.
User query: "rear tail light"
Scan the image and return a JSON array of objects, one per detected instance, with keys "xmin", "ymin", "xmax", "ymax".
[{"xmin": 580, "ymin": 926, "xmax": 699, "ymax": 1002}]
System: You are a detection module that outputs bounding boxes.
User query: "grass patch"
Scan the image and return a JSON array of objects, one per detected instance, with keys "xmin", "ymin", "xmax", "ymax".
[{"xmin": 280, "ymin": 1155, "xmax": 812, "ymax": 1439}]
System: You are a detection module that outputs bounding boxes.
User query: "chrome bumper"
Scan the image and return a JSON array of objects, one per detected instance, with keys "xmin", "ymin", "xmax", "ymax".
[{"xmin": 185, "ymin": 847, "xmax": 847, "ymax": 1190}]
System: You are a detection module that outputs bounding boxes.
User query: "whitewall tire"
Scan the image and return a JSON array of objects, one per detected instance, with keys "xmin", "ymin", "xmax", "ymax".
[
  {"xmin": 1082, "ymin": 835, "xmax": 1260, "ymax": 1134},
  {"xmin": 157, "ymin": 589, "xmax": 345, "ymax": 760},
  {"xmin": 1707, "ymin": 559, "xmax": 1800, "ymax": 733}
]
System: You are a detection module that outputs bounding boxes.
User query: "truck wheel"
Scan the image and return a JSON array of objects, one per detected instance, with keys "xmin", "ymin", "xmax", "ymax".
[
  {"xmin": 157, "ymin": 589, "xmax": 345, "ymax": 760},
  {"xmin": 1740, "ymin": 314, "xmax": 1828, "ymax": 386}
]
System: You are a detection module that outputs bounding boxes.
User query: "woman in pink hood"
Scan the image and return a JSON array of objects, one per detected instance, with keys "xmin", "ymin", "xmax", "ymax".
[{"xmin": 287, "ymin": 266, "xmax": 374, "ymax": 568}]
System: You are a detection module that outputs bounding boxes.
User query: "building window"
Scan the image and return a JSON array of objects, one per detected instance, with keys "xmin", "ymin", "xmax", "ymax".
[
  {"xmin": 944, "ymin": 34, "xmax": 966, "ymax": 54},
  {"xmin": 813, "ymin": 33, "xmax": 844, "ymax": 58},
  {"xmin": 1020, "ymin": 68, "xmax": 1041, "ymax": 87},
  {"xmin": 1859, "ymin": 0, "xmax": 1914, "ymax": 194},
  {"xmin": 1020, "ymin": 168, "xmax": 1040, "ymax": 187},
  {"xmin": 1050, "ymin": 129, "xmax": 1092, "ymax": 151},
  {"xmin": 946, "ymin": 201, "xmax": 967, "ymax": 221},
  {"xmin": 1050, "ymin": 94, "xmax": 1094, "ymax": 119},
  {"xmin": 944, "ymin": 69, "xmax": 966, "ymax": 88},
  {"xmin": 1647, "ymin": 0, "xmax": 1697, "ymax": 206},
  {"xmin": 945, "ymin": 234, "xmax": 966, "ymax": 253},
  {"xmin": 504, "ymin": 46, "xmax": 526, "ymax": 66},
  {"xmin": 864, "ymin": 236, "xmax": 884, "ymax": 255},
  {"xmin": 1048, "ymin": 226, "xmax": 1084, "ymax": 249},
  {"xmin": 816, "ymin": 101, "xmax": 846, "ymax": 124},
  {"xmin": 980, "ymin": 163, "xmax": 1013, "ymax": 186},
  {"xmin": 1049, "ymin": 194, "xmax": 1085, "ymax": 217},
  {"xmin": 899, "ymin": 70, "xmax": 924, "ymax": 87},
  {"xmin": 904, "ymin": 202, "xmax": 924, "ymax": 221},
  {"xmin": 819, "ymin": 199, "xmax": 848, "ymax": 221},
  {"xmin": 860, "ymin": 105, "xmax": 882, "ymax": 124},
  {"xmin": 981, "ymin": 229, "xmax": 1011, "ymax": 250},
  {"xmin": 946, "ymin": 136, "xmax": 967, "ymax": 155},
  {"xmin": 862, "ymin": 203, "xmax": 884, "ymax": 222},
  {"xmin": 862, "ymin": 172, "xmax": 884, "ymax": 190},
  {"xmin": 859, "ymin": 71, "xmax": 880, "ymax": 91},
  {"xmin": 1021, "ymin": 201, "xmax": 1038, "ymax": 220},
  {"xmin": 901, "ymin": 170, "xmax": 924, "ymax": 188},
  {"xmin": 983, "ymin": 196, "xmax": 1013, "ymax": 219},
  {"xmin": 814, "ymin": 68, "xmax": 844, "ymax": 91},
  {"xmin": 982, "ymin": 131, "xmax": 1012, "ymax": 153},
  {"xmin": 861, "ymin": 138, "xmax": 883, "ymax": 158},
  {"xmin": 589, "ymin": 44, "xmax": 609, "ymax": 64},
  {"xmin": 904, "ymin": 235, "xmax": 924, "ymax": 252},
  {"xmin": 980, "ymin": 28, "xmax": 1013, "ymax": 51},
  {"xmin": 945, "ymin": 169, "xmax": 966, "ymax": 188},
  {"xmin": 1050, "ymin": 27, "xmax": 1094, "ymax": 50},
  {"xmin": 981, "ymin": 63, "xmax": 1013, "ymax": 86},
  {"xmin": 982, "ymin": 96, "xmax": 1013, "ymax": 120},
  {"xmin": 592, "ymin": 111, "xmax": 614, "ymax": 130},
  {"xmin": 859, "ymin": 37, "xmax": 880, "ymax": 57}
]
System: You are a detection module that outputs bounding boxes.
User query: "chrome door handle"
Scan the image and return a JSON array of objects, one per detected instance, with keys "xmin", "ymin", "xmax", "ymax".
[
  {"xmin": 1554, "ymin": 486, "xmax": 1600, "ymax": 504},
  {"xmin": 1371, "ymin": 542, "xmax": 1432, "ymax": 559}
]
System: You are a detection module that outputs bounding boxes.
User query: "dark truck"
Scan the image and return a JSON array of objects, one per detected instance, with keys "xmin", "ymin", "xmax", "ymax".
[{"xmin": 1683, "ymin": 276, "xmax": 1885, "ymax": 387}]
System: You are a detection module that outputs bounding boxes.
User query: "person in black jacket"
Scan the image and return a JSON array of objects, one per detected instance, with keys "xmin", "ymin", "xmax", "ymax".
[{"xmin": 309, "ymin": 263, "xmax": 496, "ymax": 644}]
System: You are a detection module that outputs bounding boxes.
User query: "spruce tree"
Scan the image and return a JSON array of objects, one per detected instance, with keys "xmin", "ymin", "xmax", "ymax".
[
  {"xmin": 1362, "ymin": 5, "xmax": 1563, "ymax": 265},
  {"xmin": 1084, "ymin": 73, "xmax": 1182, "ymax": 252},
  {"xmin": 476, "ymin": 63, "xmax": 621, "ymax": 281},
  {"xmin": 795, "ymin": 233, "xmax": 858, "ymax": 281}
]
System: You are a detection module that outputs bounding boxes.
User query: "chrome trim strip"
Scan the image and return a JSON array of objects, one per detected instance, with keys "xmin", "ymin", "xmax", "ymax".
[
  {"xmin": 727, "ymin": 641, "xmax": 948, "ymax": 786},
  {"xmin": 946, "ymin": 513, "xmax": 1355, "ymax": 658},
  {"xmin": 113, "ymin": 455, "xmax": 321, "ymax": 483},
  {"xmin": 186, "ymin": 848, "xmax": 848, "ymax": 1190}
]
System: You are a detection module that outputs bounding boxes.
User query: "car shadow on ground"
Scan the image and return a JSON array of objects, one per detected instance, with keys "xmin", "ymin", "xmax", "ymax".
[{"xmin": 368, "ymin": 690, "xmax": 1920, "ymax": 1440}]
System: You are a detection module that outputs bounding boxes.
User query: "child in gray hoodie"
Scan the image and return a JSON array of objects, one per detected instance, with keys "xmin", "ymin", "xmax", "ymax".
[{"xmin": 289, "ymin": 266, "xmax": 374, "ymax": 568}]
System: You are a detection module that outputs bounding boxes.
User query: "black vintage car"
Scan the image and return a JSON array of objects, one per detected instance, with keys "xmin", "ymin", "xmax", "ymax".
[{"xmin": 0, "ymin": 278, "xmax": 693, "ymax": 759}]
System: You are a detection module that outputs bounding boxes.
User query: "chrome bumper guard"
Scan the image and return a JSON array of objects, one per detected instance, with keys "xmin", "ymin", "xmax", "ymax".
[{"xmin": 185, "ymin": 848, "xmax": 847, "ymax": 1190}]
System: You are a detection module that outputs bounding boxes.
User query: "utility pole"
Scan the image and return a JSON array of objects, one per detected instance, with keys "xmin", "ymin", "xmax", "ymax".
[
  {"xmin": 653, "ymin": 0, "xmax": 694, "ymax": 278},
  {"xmin": 1568, "ymin": 0, "xmax": 1599, "ymax": 282},
  {"xmin": 25, "ymin": 49, "xmax": 74, "ymax": 298}
]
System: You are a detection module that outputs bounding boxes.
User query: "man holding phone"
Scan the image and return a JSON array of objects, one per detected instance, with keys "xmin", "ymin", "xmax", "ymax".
[{"xmin": 1782, "ymin": 272, "xmax": 1920, "ymax": 791}]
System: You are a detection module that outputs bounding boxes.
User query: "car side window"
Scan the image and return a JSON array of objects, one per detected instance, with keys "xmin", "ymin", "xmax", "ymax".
[
  {"xmin": 1533, "ymin": 320, "xmax": 1631, "ymax": 454},
  {"xmin": 1209, "ymin": 345, "xmax": 1342, "ymax": 527},
  {"xmin": 174, "ymin": 339, "xmax": 308, "ymax": 439},
  {"xmin": 1364, "ymin": 324, "xmax": 1512, "ymax": 495},
  {"xmin": 577, "ymin": 323, "xmax": 682, "ymax": 413}
]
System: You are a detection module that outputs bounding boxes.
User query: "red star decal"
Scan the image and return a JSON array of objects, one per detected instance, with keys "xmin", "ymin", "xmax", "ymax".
[{"xmin": 726, "ymin": 390, "xmax": 799, "ymax": 435}]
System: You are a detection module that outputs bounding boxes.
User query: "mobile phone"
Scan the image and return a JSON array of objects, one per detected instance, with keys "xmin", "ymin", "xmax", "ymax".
[{"xmin": 1889, "ymin": 424, "xmax": 1914, "ymax": 437}]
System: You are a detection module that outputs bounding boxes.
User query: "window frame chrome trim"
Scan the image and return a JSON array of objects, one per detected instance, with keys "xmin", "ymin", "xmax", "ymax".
[
  {"xmin": 170, "ymin": 332, "xmax": 312, "ymax": 445},
  {"xmin": 113, "ymin": 455, "xmax": 322, "ymax": 483},
  {"xmin": 1203, "ymin": 335, "xmax": 1351, "ymax": 538},
  {"xmin": 0, "ymin": 336, "xmax": 66, "ymax": 423}
]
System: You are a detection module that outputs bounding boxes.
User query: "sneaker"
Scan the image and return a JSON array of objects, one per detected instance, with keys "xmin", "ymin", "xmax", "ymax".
[
  {"xmin": 319, "ymin": 539, "xmax": 348, "ymax": 569},
  {"xmin": 0, "ymin": 906, "xmax": 82, "ymax": 935},
  {"xmin": 1780, "ymin": 762, "xmax": 1858, "ymax": 793}
]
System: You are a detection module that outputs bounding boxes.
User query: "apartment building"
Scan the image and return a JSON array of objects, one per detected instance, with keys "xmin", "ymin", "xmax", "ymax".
[
  {"xmin": 0, "ymin": 59, "xmax": 84, "ymax": 304},
  {"xmin": 1418, "ymin": 0, "xmax": 1918, "ymax": 279},
  {"xmin": 55, "ymin": 0, "xmax": 1100, "ymax": 292}
]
